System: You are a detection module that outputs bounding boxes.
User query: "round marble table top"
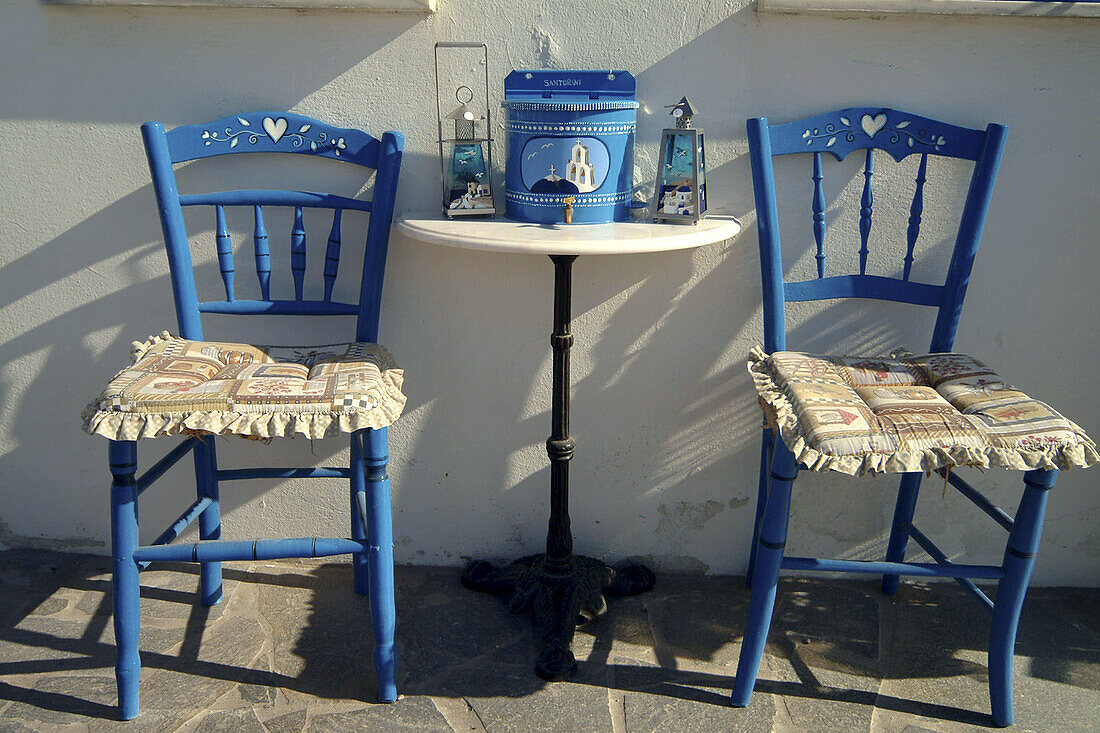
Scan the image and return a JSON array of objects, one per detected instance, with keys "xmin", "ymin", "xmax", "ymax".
[{"xmin": 395, "ymin": 211, "xmax": 742, "ymax": 256}]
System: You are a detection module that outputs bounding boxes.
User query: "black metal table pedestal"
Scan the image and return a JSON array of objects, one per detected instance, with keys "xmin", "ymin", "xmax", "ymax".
[{"xmin": 461, "ymin": 254, "xmax": 656, "ymax": 681}]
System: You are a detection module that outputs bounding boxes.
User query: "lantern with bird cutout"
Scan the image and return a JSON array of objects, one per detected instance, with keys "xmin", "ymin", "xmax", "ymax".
[{"xmin": 653, "ymin": 96, "xmax": 707, "ymax": 224}]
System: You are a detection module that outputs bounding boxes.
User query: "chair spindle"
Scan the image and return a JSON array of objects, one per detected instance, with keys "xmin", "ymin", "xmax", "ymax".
[
  {"xmin": 253, "ymin": 205, "xmax": 271, "ymax": 300},
  {"xmin": 291, "ymin": 206, "xmax": 306, "ymax": 300},
  {"xmin": 324, "ymin": 209, "xmax": 343, "ymax": 301},
  {"xmin": 904, "ymin": 154, "xmax": 928, "ymax": 282},
  {"xmin": 214, "ymin": 205, "xmax": 235, "ymax": 301},
  {"xmin": 859, "ymin": 148, "xmax": 874, "ymax": 275},
  {"xmin": 811, "ymin": 152, "xmax": 826, "ymax": 278}
]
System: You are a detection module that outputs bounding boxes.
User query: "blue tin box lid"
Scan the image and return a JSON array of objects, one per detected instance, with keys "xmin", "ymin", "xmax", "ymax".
[{"xmin": 502, "ymin": 70, "xmax": 639, "ymax": 111}]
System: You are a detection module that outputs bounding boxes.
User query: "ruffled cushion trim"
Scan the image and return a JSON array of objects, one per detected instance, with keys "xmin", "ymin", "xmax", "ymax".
[
  {"xmin": 749, "ymin": 346, "xmax": 1099, "ymax": 477},
  {"xmin": 82, "ymin": 332, "xmax": 407, "ymax": 441},
  {"xmin": 128, "ymin": 329, "xmax": 177, "ymax": 362}
]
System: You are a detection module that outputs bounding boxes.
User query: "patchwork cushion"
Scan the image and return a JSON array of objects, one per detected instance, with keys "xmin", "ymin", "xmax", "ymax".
[
  {"xmin": 83, "ymin": 332, "xmax": 406, "ymax": 441},
  {"xmin": 750, "ymin": 347, "xmax": 1097, "ymax": 476}
]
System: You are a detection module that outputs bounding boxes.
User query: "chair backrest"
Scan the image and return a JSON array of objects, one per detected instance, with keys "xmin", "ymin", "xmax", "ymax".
[
  {"xmin": 142, "ymin": 111, "xmax": 404, "ymax": 343},
  {"xmin": 746, "ymin": 107, "xmax": 1008, "ymax": 355}
]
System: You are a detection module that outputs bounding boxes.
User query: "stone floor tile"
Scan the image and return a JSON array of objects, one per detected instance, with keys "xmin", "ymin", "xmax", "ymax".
[
  {"xmin": 259, "ymin": 708, "xmax": 307, "ymax": 733},
  {"xmin": 26, "ymin": 597, "xmax": 70, "ymax": 617},
  {"xmin": 93, "ymin": 619, "xmax": 201, "ymax": 657},
  {"xmin": 192, "ymin": 706, "xmax": 268, "ymax": 733},
  {"xmin": 871, "ymin": 706, "xmax": 1032, "ymax": 733},
  {"xmin": 192, "ymin": 616, "xmax": 267, "ymax": 668},
  {"xmin": 750, "ymin": 582, "xmax": 885, "ymax": 732},
  {"xmin": 2, "ymin": 674, "xmax": 117, "ymax": 725},
  {"xmin": 397, "ymin": 581, "xmax": 528, "ymax": 689},
  {"xmin": 238, "ymin": 681, "xmax": 280, "ymax": 707},
  {"xmin": 1052, "ymin": 588, "xmax": 1100, "ymax": 641},
  {"xmin": 306, "ymin": 698, "xmax": 451, "ymax": 732},
  {"xmin": 0, "ymin": 720, "xmax": 47, "ymax": 733},
  {"xmin": 644, "ymin": 573, "xmax": 748, "ymax": 670},
  {"xmin": 0, "ymin": 617, "xmax": 112, "ymax": 667},
  {"xmin": 774, "ymin": 578, "xmax": 882, "ymax": 667},
  {"xmin": 599, "ymin": 652, "xmax": 771, "ymax": 732},
  {"xmin": 1012, "ymin": 589, "xmax": 1100, "ymax": 695},
  {"xmin": 75, "ymin": 565, "xmax": 237, "ymax": 624},
  {"xmin": 255, "ymin": 565, "xmax": 388, "ymax": 704},
  {"xmin": 575, "ymin": 593, "xmax": 660, "ymax": 667},
  {"xmin": 457, "ymin": 665, "xmax": 613, "ymax": 733},
  {"xmin": 623, "ymin": 686, "xmax": 774, "ymax": 733},
  {"xmin": 430, "ymin": 694, "xmax": 489, "ymax": 732}
]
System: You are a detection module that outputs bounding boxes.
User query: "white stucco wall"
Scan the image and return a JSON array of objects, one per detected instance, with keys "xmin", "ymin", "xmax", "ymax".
[{"xmin": 1, "ymin": 0, "xmax": 1097, "ymax": 584}]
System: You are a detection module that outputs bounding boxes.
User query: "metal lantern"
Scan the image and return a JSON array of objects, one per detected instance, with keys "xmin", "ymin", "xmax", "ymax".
[
  {"xmin": 653, "ymin": 96, "xmax": 707, "ymax": 224},
  {"xmin": 435, "ymin": 42, "xmax": 496, "ymax": 218}
]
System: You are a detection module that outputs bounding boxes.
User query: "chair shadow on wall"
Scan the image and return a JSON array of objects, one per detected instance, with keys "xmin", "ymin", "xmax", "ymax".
[
  {"xmin": 0, "ymin": 146, "xmax": 472, "ymax": 547},
  {"xmin": 2, "ymin": 0, "xmax": 427, "ymax": 553},
  {"xmin": 0, "ymin": 180, "xmax": 368, "ymax": 546}
]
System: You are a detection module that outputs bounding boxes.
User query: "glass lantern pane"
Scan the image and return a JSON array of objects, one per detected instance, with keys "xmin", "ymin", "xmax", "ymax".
[
  {"xmin": 445, "ymin": 141, "xmax": 494, "ymax": 214},
  {"xmin": 657, "ymin": 132, "xmax": 698, "ymax": 217}
]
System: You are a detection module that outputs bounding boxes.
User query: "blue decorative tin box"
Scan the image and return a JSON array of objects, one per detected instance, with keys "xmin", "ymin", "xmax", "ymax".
[{"xmin": 502, "ymin": 70, "xmax": 639, "ymax": 225}]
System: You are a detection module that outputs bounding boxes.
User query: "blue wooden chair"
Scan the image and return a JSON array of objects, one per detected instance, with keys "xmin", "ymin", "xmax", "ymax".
[
  {"xmin": 82, "ymin": 112, "xmax": 405, "ymax": 719},
  {"xmin": 734, "ymin": 108, "xmax": 1096, "ymax": 726}
]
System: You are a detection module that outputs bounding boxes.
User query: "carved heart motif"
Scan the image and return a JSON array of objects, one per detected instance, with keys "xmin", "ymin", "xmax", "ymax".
[
  {"xmin": 262, "ymin": 116, "xmax": 288, "ymax": 144},
  {"xmin": 860, "ymin": 113, "xmax": 887, "ymax": 139}
]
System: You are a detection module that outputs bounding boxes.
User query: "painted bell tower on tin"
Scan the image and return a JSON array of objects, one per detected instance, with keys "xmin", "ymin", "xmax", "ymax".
[{"xmin": 566, "ymin": 140, "xmax": 596, "ymax": 193}]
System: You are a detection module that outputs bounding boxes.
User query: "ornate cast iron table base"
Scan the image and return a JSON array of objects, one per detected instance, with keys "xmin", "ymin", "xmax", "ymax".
[
  {"xmin": 459, "ymin": 255, "xmax": 657, "ymax": 681},
  {"xmin": 461, "ymin": 555, "xmax": 655, "ymax": 680}
]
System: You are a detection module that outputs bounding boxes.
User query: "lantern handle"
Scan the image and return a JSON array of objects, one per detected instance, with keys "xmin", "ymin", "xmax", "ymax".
[{"xmin": 456, "ymin": 85, "xmax": 475, "ymax": 105}]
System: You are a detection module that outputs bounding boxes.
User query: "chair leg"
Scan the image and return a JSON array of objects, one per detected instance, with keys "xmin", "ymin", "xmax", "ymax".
[
  {"xmin": 109, "ymin": 440, "xmax": 141, "ymax": 720},
  {"xmin": 746, "ymin": 429, "xmax": 775, "ymax": 588},
  {"xmin": 881, "ymin": 472, "xmax": 924, "ymax": 595},
  {"xmin": 194, "ymin": 439, "xmax": 223, "ymax": 606},
  {"xmin": 350, "ymin": 431, "xmax": 369, "ymax": 596},
  {"xmin": 362, "ymin": 427, "xmax": 398, "ymax": 703},
  {"xmin": 989, "ymin": 469, "xmax": 1055, "ymax": 727},
  {"xmin": 731, "ymin": 442, "xmax": 797, "ymax": 708}
]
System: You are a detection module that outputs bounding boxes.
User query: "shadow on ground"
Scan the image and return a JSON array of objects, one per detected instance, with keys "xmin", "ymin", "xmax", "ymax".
[{"xmin": 0, "ymin": 549, "xmax": 1097, "ymax": 732}]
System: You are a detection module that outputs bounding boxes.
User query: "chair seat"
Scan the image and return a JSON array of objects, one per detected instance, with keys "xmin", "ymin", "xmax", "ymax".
[
  {"xmin": 83, "ymin": 332, "xmax": 406, "ymax": 441},
  {"xmin": 750, "ymin": 347, "xmax": 1097, "ymax": 476}
]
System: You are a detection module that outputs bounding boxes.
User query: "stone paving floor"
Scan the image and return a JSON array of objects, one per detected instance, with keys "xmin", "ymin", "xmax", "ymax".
[{"xmin": 0, "ymin": 549, "xmax": 1097, "ymax": 732}]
